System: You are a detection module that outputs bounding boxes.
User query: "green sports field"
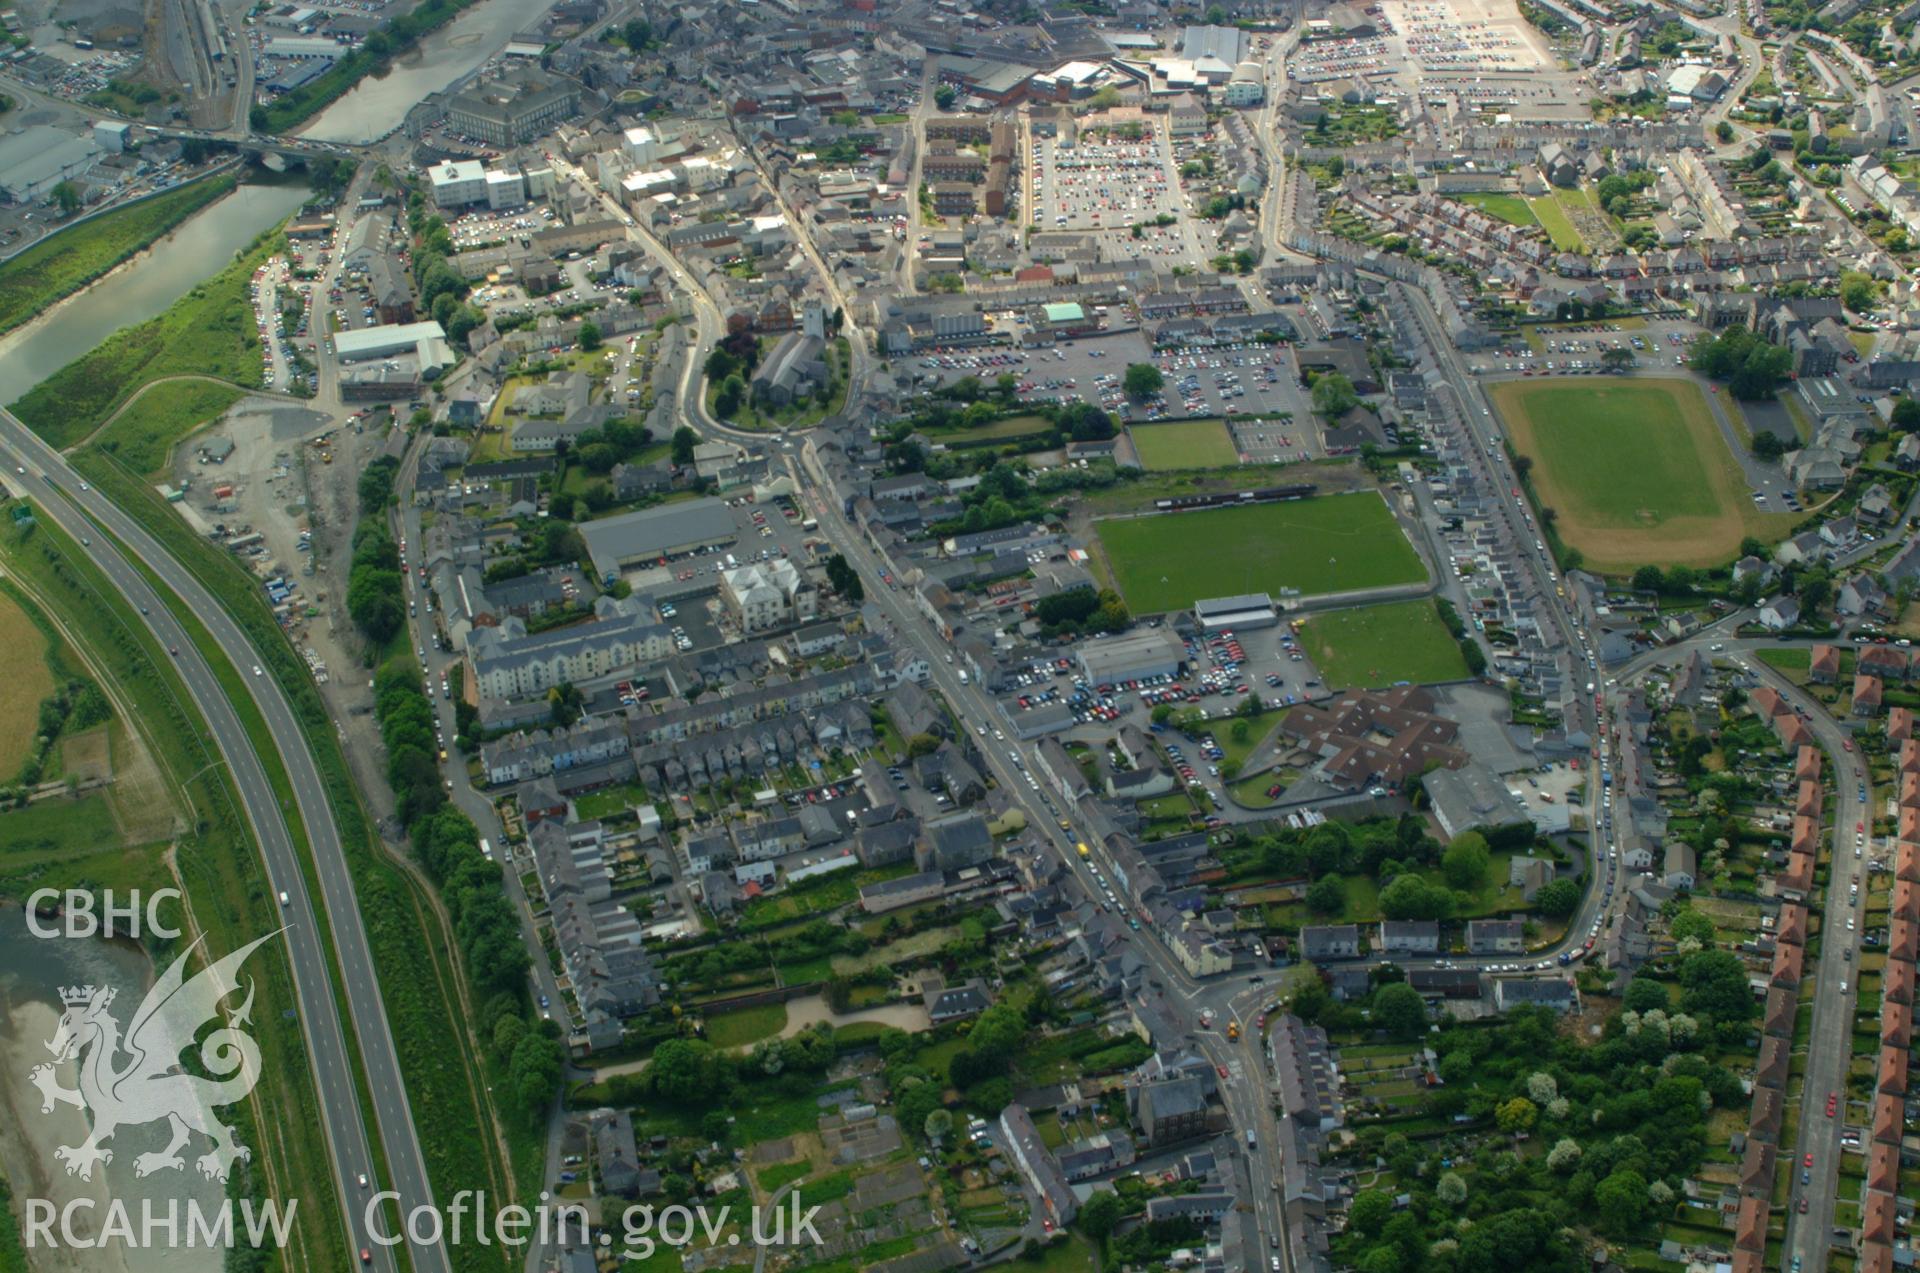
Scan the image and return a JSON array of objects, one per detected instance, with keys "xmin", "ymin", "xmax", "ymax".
[
  {"xmin": 1299, "ymin": 600, "xmax": 1469, "ymax": 689},
  {"xmin": 1459, "ymin": 192, "xmax": 1537, "ymax": 227},
  {"xmin": 1526, "ymin": 194, "xmax": 1585, "ymax": 251},
  {"xmin": 1489, "ymin": 377, "xmax": 1797, "ymax": 572},
  {"xmin": 1128, "ymin": 419, "xmax": 1239, "ymax": 470},
  {"xmin": 1093, "ymin": 493, "xmax": 1425, "ymax": 614}
]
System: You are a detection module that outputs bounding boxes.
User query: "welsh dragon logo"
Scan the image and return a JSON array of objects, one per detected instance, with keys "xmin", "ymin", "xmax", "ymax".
[{"xmin": 29, "ymin": 930, "xmax": 281, "ymax": 1184}]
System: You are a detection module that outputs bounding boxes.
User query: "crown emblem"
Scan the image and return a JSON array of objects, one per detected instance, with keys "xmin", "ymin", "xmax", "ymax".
[{"xmin": 60, "ymin": 986, "xmax": 94, "ymax": 1006}]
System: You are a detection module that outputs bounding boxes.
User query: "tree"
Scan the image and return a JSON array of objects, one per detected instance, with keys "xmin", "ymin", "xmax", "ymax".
[
  {"xmin": 1378, "ymin": 874, "xmax": 1450, "ymax": 921},
  {"xmin": 1601, "ymin": 346, "xmax": 1634, "ymax": 372},
  {"xmin": 906, "ymin": 732, "xmax": 942, "ymax": 758},
  {"xmin": 1595, "ymin": 1168, "xmax": 1649, "ymax": 1235},
  {"xmin": 1532, "ymin": 878, "xmax": 1579, "ymax": 919},
  {"xmin": 1622, "ymin": 976, "xmax": 1670, "ymax": 1014},
  {"xmin": 1436, "ymin": 1172, "xmax": 1468, "ymax": 1206},
  {"xmin": 1800, "ymin": 574, "xmax": 1831, "ymax": 617},
  {"xmin": 1077, "ymin": 1190, "xmax": 1123, "ymax": 1241},
  {"xmin": 923, "ymin": 1109, "xmax": 954, "ymax": 1146},
  {"xmin": 1311, "ymin": 373, "xmax": 1359, "ymax": 417},
  {"xmin": 51, "ymin": 180, "xmax": 80, "ymax": 216},
  {"xmin": 1631, "ymin": 565, "xmax": 1664, "ymax": 593},
  {"xmin": 935, "ymin": 84, "xmax": 957, "ymax": 110},
  {"xmin": 645, "ymin": 1038, "xmax": 731, "ymax": 1103},
  {"xmin": 1688, "ymin": 325, "xmax": 1793, "ymax": 399},
  {"xmin": 896, "ymin": 1080, "xmax": 944, "ymax": 1136},
  {"xmin": 1347, "ymin": 1190, "xmax": 1393, "ymax": 1239},
  {"xmin": 715, "ymin": 374, "xmax": 746, "ymax": 417},
  {"xmin": 1372, "ymin": 982, "xmax": 1427, "ymax": 1040},
  {"xmin": 1669, "ymin": 906, "xmax": 1716, "ymax": 946},
  {"xmin": 623, "ymin": 17, "xmax": 653, "ymax": 49},
  {"xmin": 1495, "ymin": 1096, "xmax": 1538, "ymax": 1134},
  {"xmin": 1750, "ymin": 430, "xmax": 1787, "ymax": 460},
  {"xmin": 1123, "ymin": 362, "xmax": 1164, "ymax": 399},
  {"xmin": 1548, "ymin": 1137, "xmax": 1583, "ymax": 1172},
  {"xmin": 1841, "ymin": 270, "xmax": 1877, "ymax": 314},
  {"xmin": 1306, "ymin": 876, "xmax": 1346, "ymax": 913},
  {"xmin": 508, "ymin": 1031, "xmax": 562, "ymax": 1121},
  {"xmin": 671, "ymin": 426, "xmax": 698, "ymax": 467},
  {"xmin": 1441, "ymin": 832, "xmax": 1491, "ymax": 890},
  {"xmin": 1678, "ymin": 948, "xmax": 1756, "ymax": 1023},
  {"xmin": 1714, "ymin": 120, "xmax": 1734, "ymax": 143},
  {"xmin": 578, "ymin": 321, "xmax": 603, "ymax": 351}
]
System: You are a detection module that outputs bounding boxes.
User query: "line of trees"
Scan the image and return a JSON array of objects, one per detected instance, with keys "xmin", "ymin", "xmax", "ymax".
[
  {"xmin": 1687, "ymin": 325, "xmax": 1793, "ymax": 400},
  {"xmin": 346, "ymin": 521, "xmax": 404, "ymax": 644}
]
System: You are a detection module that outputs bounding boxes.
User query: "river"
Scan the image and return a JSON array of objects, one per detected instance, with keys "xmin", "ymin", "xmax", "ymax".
[
  {"xmin": 0, "ymin": 907, "xmax": 227, "ymax": 1273},
  {"xmin": 0, "ymin": 182, "xmax": 310, "ymax": 407},
  {"xmin": 295, "ymin": 0, "xmax": 564, "ymax": 144}
]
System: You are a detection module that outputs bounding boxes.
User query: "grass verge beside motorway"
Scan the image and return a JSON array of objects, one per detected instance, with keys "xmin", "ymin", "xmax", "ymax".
[
  {"xmin": 77, "ymin": 450, "xmax": 522, "ymax": 1273},
  {"xmin": 89, "ymin": 378, "xmax": 247, "ymax": 473},
  {"xmin": 0, "ymin": 175, "xmax": 237, "ymax": 338},
  {"xmin": 0, "ymin": 504, "xmax": 349, "ymax": 1273},
  {"xmin": 10, "ymin": 186, "xmax": 523, "ymax": 1257},
  {"xmin": 9, "ymin": 228, "xmax": 275, "ymax": 450}
]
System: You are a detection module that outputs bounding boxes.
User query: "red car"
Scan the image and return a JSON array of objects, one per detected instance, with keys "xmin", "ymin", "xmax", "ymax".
[
  {"xmin": 1804, "ymin": 1152, "xmax": 1814, "ymax": 1168},
  {"xmin": 1827, "ymin": 1093, "xmax": 1838, "ymax": 1117},
  {"xmin": 1799, "ymin": 1198, "xmax": 1809, "ymax": 1214}
]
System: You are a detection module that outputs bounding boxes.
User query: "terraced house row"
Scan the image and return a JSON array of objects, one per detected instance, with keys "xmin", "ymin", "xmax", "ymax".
[{"xmin": 1860, "ymin": 737, "xmax": 1920, "ymax": 1273}]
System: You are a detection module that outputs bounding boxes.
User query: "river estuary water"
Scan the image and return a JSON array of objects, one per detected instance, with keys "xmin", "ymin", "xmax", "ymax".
[
  {"xmin": 0, "ymin": 908, "xmax": 228, "ymax": 1273},
  {"xmin": 295, "ymin": 0, "xmax": 564, "ymax": 144},
  {"xmin": 0, "ymin": 183, "xmax": 311, "ymax": 407}
]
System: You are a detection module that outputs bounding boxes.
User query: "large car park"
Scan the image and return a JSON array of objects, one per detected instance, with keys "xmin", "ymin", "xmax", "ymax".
[
  {"xmin": 1033, "ymin": 130, "xmax": 1186, "ymax": 234},
  {"xmin": 1466, "ymin": 318, "xmax": 1706, "ymax": 377},
  {"xmin": 918, "ymin": 332, "xmax": 1310, "ymax": 423}
]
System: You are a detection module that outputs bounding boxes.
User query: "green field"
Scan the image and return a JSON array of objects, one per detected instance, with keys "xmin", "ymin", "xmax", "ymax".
[
  {"xmin": 1298, "ymin": 600, "xmax": 1470, "ymax": 689},
  {"xmin": 92, "ymin": 379, "xmax": 246, "ymax": 475},
  {"xmin": 0, "ymin": 175, "xmax": 237, "ymax": 338},
  {"xmin": 937, "ymin": 414, "xmax": 1056, "ymax": 446},
  {"xmin": 1128, "ymin": 419, "xmax": 1239, "ymax": 470},
  {"xmin": 1459, "ymin": 192, "xmax": 1537, "ymax": 227},
  {"xmin": 0, "ymin": 588, "xmax": 55, "ymax": 776},
  {"xmin": 1093, "ymin": 493, "xmax": 1425, "ymax": 614},
  {"xmin": 1490, "ymin": 377, "xmax": 1797, "ymax": 572},
  {"xmin": 704, "ymin": 1002, "xmax": 789, "ymax": 1048},
  {"xmin": 1526, "ymin": 195, "xmax": 1584, "ymax": 252},
  {"xmin": 11, "ymin": 227, "xmax": 276, "ymax": 449}
]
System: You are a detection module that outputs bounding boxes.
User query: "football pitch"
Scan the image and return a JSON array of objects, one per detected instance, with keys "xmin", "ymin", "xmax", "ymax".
[
  {"xmin": 1489, "ymin": 377, "xmax": 1797, "ymax": 572},
  {"xmin": 1128, "ymin": 420, "xmax": 1239, "ymax": 470},
  {"xmin": 1093, "ymin": 492, "xmax": 1425, "ymax": 614},
  {"xmin": 1299, "ymin": 600, "xmax": 1469, "ymax": 689}
]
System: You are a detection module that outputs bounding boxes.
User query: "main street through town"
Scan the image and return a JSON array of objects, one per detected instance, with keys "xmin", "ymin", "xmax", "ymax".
[{"xmin": 573, "ymin": 136, "xmax": 1654, "ymax": 1264}]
